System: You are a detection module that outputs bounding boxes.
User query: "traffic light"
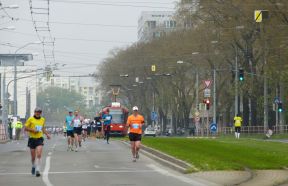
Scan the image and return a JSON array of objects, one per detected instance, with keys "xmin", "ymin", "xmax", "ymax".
[
  {"xmin": 239, "ymin": 69, "xmax": 244, "ymax": 81},
  {"xmin": 203, "ymin": 99, "xmax": 210, "ymax": 110},
  {"xmin": 278, "ymin": 102, "xmax": 283, "ymax": 112}
]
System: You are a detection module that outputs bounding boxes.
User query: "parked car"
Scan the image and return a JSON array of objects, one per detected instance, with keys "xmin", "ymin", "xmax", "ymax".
[{"xmin": 144, "ymin": 127, "xmax": 157, "ymax": 137}]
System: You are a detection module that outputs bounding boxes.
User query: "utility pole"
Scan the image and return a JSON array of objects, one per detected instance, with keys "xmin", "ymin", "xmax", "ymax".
[
  {"xmin": 196, "ymin": 70, "xmax": 199, "ymax": 111},
  {"xmin": 263, "ymin": 57, "xmax": 268, "ymax": 130},
  {"xmin": 235, "ymin": 47, "xmax": 238, "ymax": 116},
  {"xmin": 213, "ymin": 68, "xmax": 216, "ymax": 123},
  {"xmin": 13, "ymin": 55, "xmax": 17, "ymax": 118}
]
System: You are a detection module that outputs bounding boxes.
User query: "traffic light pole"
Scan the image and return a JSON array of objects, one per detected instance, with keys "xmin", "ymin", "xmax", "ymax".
[{"xmin": 235, "ymin": 47, "xmax": 238, "ymax": 116}]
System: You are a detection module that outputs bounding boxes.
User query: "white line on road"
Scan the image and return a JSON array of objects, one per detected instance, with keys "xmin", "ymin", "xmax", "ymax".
[
  {"xmin": 0, "ymin": 170, "xmax": 156, "ymax": 176},
  {"xmin": 48, "ymin": 152, "xmax": 52, "ymax": 156},
  {"xmin": 43, "ymin": 155, "xmax": 53, "ymax": 186},
  {"xmin": 147, "ymin": 164, "xmax": 217, "ymax": 186}
]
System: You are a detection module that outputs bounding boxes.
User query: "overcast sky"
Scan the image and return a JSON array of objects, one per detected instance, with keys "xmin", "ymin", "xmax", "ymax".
[{"xmin": 0, "ymin": 0, "xmax": 177, "ymax": 75}]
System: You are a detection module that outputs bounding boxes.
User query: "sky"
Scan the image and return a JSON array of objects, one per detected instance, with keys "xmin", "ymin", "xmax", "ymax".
[{"xmin": 0, "ymin": 0, "xmax": 177, "ymax": 76}]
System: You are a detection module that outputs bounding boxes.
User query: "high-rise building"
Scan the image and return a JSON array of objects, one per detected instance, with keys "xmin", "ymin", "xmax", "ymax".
[{"xmin": 138, "ymin": 11, "xmax": 177, "ymax": 42}]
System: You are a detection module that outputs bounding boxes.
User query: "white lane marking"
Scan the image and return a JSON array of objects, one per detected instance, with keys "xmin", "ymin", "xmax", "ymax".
[
  {"xmin": 0, "ymin": 170, "xmax": 155, "ymax": 176},
  {"xmin": 94, "ymin": 165, "xmax": 100, "ymax": 168},
  {"xmin": 48, "ymin": 152, "xmax": 52, "ymax": 156},
  {"xmin": 43, "ymin": 156, "xmax": 53, "ymax": 186},
  {"xmin": 147, "ymin": 164, "xmax": 214, "ymax": 186}
]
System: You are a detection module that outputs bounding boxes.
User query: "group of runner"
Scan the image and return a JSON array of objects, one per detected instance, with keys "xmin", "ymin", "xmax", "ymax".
[{"xmin": 24, "ymin": 105, "xmax": 145, "ymax": 177}]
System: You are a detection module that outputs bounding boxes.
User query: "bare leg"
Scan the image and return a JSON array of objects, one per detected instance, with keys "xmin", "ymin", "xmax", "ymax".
[
  {"xmin": 30, "ymin": 149, "xmax": 36, "ymax": 168},
  {"xmin": 35, "ymin": 145, "xmax": 43, "ymax": 172},
  {"xmin": 130, "ymin": 141, "xmax": 136, "ymax": 158}
]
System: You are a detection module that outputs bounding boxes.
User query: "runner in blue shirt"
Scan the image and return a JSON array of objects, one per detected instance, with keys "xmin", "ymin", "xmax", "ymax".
[
  {"xmin": 65, "ymin": 110, "xmax": 74, "ymax": 151},
  {"xmin": 102, "ymin": 109, "xmax": 112, "ymax": 144}
]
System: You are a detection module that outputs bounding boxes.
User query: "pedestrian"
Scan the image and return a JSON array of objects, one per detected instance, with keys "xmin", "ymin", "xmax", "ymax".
[
  {"xmin": 72, "ymin": 110, "xmax": 83, "ymax": 151},
  {"xmin": 24, "ymin": 107, "xmax": 51, "ymax": 177},
  {"xmin": 94, "ymin": 113, "xmax": 103, "ymax": 139},
  {"xmin": 234, "ymin": 114, "xmax": 242, "ymax": 139},
  {"xmin": 15, "ymin": 118, "xmax": 23, "ymax": 140},
  {"xmin": 102, "ymin": 109, "xmax": 112, "ymax": 144},
  {"xmin": 126, "ymin": 106, "xmax": 145, "ymax": 162},
  {"xmin": 65, "ymin": 110, "xmax": 74, "ymax": 151}
]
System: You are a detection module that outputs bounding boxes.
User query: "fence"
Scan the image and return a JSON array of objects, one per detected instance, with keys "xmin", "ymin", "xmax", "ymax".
[
  {"xmin": 0, "ymin": 124, "xmax": 7, "ymax": 141},
  {"xmin": 193, "ymin": 125, "xmax": 288, "ymax": 136}
]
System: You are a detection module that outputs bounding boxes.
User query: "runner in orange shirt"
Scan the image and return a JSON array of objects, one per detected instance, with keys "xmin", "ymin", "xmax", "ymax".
[{"xmin": 126, "ymin": 106, "xmax": 145, "ymax": 162}]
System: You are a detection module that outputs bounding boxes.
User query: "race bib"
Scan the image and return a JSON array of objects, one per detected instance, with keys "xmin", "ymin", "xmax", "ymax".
[
  {"xmin": 132, "ymin": 124, "xmax": 140, "ymax": 129},
  {"xmin": 97, "ymin": 122, "xmax": 101, "ymax": 125},
  {"xmin": 36, "ymin": 125, "xmax": 42, "ymax": 132},
  {"xmin": 106, "ymin": 116, "xmax": 111, "ymax": 120},
  {"xmin": 74, "ymin": 119, "xmax": 80, "ymax": 127}
]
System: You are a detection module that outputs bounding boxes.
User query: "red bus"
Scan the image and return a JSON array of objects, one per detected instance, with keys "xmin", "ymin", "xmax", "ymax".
[{"xmin": 101, "ymin": 102, "xmax": 129, "ymax": 136}]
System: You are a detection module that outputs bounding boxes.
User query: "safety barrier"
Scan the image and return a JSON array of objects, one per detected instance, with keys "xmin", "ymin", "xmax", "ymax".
[{"xmin": 0, "ymin": 124, "xmax": 7, "ymax": 141}]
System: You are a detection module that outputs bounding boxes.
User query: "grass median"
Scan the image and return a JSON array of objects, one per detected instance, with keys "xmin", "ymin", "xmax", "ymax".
[{"xmin": 141, "ymin": 137, "xmax": 288, "ymax": 171}]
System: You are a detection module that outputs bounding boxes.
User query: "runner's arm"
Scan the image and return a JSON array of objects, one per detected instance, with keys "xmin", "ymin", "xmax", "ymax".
[{"xmin": 24, "ymin": 119, "xmax": 37, "ymax": 133}]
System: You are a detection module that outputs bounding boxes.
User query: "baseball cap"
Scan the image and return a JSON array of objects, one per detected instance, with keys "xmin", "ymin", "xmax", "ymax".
[
  {"xmin": 34, "ymin": 107, "xmax": 42, "ymax": 112},
  {"xmin": 132, "ymin": 106, "xmax": 139, "ymax": 111}
]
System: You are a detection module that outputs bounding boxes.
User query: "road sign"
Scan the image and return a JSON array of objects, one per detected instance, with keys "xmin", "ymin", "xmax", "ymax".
[
  {"xmin": 204, "ymin": 80, "xmax": 212, "ymax": 88},
  {"xmin": 274, "ymin": 97, "xmax": 280, "ymax": 104},
  {"xmin": 204, "ymin": 88, "xmax": 211, "ymax": 98},
  {"xmin": 210, "ymin": 123, "xmax": 217, "ymax": 133},
  {"xmin": 151, "ymin": 65, "xmax": 156, "ymax": 72},
  {"xmin": 254, "ymin": 10, "xmax": 269, "ymax": 23},
  {"xmin": 151, "ymin": 111, "xmax": 158, "ymax": 121}
]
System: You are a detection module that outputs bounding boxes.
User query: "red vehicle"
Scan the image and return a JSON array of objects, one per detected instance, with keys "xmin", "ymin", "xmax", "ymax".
[{"xmin": 101, "ymin": 102, "xmax": 129, "ymax": 136}]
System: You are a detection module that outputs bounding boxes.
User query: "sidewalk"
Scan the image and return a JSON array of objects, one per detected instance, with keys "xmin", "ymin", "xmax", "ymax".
[{"xmin": 191, "ymin": 170, "xmax": 288, "ymax": 186}]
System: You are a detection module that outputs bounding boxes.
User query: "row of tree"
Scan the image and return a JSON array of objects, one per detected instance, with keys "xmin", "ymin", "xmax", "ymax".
[{"xmin": 97, "ymin": 0, "xmax": 288, "ymax": 132}]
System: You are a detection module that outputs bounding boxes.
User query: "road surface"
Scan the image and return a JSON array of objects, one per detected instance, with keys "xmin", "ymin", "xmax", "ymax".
[{"xmin": 0, "ymin": 136, "xmax": 215, "ymax": 186}]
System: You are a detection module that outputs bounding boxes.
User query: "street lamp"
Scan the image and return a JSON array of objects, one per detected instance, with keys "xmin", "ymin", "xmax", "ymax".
[{"xmin": 13, "ymin": 41, "xmax": 42, "ymax": 117}]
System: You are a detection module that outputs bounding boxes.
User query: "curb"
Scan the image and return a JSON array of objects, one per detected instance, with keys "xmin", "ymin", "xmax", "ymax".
[
  {"xmin": 121, "ymin": 140, "xmax": 196, "ymax": 173},
  {"xmin": 0, "ymin": 139, "xmax": 10, "ymax": 144}
]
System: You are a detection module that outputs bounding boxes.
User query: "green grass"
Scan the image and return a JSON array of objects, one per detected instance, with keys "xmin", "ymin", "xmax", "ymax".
[{"xmin": 142, "ymin": 137, "xmax": 288, "ymax": 171}]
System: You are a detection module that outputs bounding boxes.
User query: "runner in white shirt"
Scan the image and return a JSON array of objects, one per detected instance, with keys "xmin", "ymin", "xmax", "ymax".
[
  {"xmin": 72, "ymin": 110, "xmax": 83, "ymax": 152},
  {"xmin": 82, "ymin": 118, "xmax": 89, "ymax": 141}
]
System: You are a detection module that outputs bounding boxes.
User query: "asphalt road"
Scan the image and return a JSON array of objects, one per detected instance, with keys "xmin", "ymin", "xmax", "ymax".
[{"xmin": 0, "ymin": 135, "xmax": 216, "ymax": 186}]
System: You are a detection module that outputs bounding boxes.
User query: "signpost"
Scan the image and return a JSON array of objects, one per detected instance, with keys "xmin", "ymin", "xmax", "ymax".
[
  {"xmin": 151, "ymin": 111, "xmax": 158, "ymax": 121},
  {"xmin": 210, "ymin": 123, "xmax": 217, "ymax": 133}
]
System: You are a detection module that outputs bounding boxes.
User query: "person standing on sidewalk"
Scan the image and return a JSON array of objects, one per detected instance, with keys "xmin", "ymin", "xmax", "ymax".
[
  {"xmin": 234, "ymin": 114, "xmax": 242, "ymax": 139},
  {"xmin": 25, "ymin": 107, "xmax": 51, "ymax": 177},
  {"xmin": 126, "ymin": 106, "xmax": 145, "ymax": 162},
  {"xmin": 15, "ymin": 119, "xmax": 23, "ymax": 140}
]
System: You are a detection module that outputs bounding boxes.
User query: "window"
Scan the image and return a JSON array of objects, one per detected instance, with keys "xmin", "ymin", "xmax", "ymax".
[
  {"xmin": 147, "ymin": 21, "xmax": 156, "ymax": 28},
  {"xmin": 89, "ymin": 87, "xmax": 93, "ymax": 95},
  {"xmin": 109, "ymin": 109, "xmax": 124, "ymax": 124}
]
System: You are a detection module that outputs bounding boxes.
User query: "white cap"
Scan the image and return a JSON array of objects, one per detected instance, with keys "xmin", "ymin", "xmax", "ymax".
[{"xmin": 132, "ymin": 106, "xmax": 139, "ymax": 111}]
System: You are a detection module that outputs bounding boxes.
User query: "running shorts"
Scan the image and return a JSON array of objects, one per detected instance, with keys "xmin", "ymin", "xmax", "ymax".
[
  {"xmin": 74, "ymin": 127, "xmax": 82, "ymax": 135},
  {"xmin": 97, "ymin": 127, "xmax": 102, "ymax": 132},
  {"xmin": 67, "ymin": 130, "xmax": 74, "ymax": 137},
  {"xmin": 129, "ymin": 133, "xmax": 142, "ymax": 142},
  {"xmin": 28, "ymin": 137, "xmax": 44, "ymax": 149}
]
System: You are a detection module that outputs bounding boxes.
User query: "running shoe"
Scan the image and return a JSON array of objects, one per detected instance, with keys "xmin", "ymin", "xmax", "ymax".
[
  {"xmin": 31, "ymin": 167, "xmax": 35, "ymax": 175},
  {"xmin": 36, "ymin": 171, "xmax": 41, "ymax": 177},
  {"xmin": 75, "ymin": 147, "xmax": 78, "ymax": 152},
  {"xmin": 132, "ymin": 157, "xmax": 136, "ymax": 162}
]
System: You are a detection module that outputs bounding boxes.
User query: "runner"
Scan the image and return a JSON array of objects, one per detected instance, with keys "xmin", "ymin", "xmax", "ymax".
[
  {"xmin": 95, "ymin": 113, "xmax": 103, "ymax": 139},
  {"xmin": 65, "ymin": 110, "xmax": 74, "ymax": 151},
  {"xmin": 126, "ymin": 106, "xmax": 145, "ymax": 162},
  {"xmin": 102, "ymin": 109, "xmax": 112, "ymax": 144},
  {"xmin": 63, "ymin": 125, "xmax": 67, "ymax": 138},
  {"xmin": 87, "ymin": 120, "xmax": 91, "ymax": 137},
  {"xmin": 72, "ymin": 110, "xmax": 83, "ymax": 151},
  {"xmin": 82, "ymin": 118, "xmax": 89, "ymax": 141},
  {"xmin": 24, "ymin": 107, "xmax": 51, "ymax": 177}
]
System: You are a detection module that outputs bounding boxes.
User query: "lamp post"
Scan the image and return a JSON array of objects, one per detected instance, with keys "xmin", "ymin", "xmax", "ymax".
[{"xmin": 13, "ymin": 41, "xmax": 41, "ymax": 117}]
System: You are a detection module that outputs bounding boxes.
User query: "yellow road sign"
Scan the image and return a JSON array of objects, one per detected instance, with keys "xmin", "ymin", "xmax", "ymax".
[
  {"xmin": 151, "ymin": 65, "xmax": 156, "ymax": 72},
  {"xmin": 255, "ymin": 10, "xmax": 262, "ymax": 22}
]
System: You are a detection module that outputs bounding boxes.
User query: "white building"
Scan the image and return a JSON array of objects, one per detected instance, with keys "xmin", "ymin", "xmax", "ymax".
[
  {"xmin": 79, "ymin": 78, "xmax": 102, "ymax": 108},
  {"xmin": 138, "ymin": 11, "xmax": 177, "ymax": 42},
  {"xmin": 0, "ymin": 66, "xmax": 37, "ymax": 119}
]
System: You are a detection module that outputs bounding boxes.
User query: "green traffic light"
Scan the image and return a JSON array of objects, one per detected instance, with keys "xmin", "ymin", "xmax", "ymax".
[
  {"xmin": 278, "ymin": 108, "xmax": 283, "ymax": 112},
  {"xmin": 239, "ymin": 76, "xmax": 244, "ymax": 81}
]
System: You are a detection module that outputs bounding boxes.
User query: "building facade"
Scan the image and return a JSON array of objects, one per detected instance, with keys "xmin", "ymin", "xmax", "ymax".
[
  {"xmin": 138, "ymin": 11, "xmax": 177, "ymax": 42},
  {"xmin": 38, "ymin": 75, "xmax": 102, "ymax": 108}
]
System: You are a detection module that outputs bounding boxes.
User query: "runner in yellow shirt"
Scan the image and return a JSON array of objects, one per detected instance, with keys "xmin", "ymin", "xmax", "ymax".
[{"xmin": 25, "ymin": 107, "xmax": 51, "ymax": 177}]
